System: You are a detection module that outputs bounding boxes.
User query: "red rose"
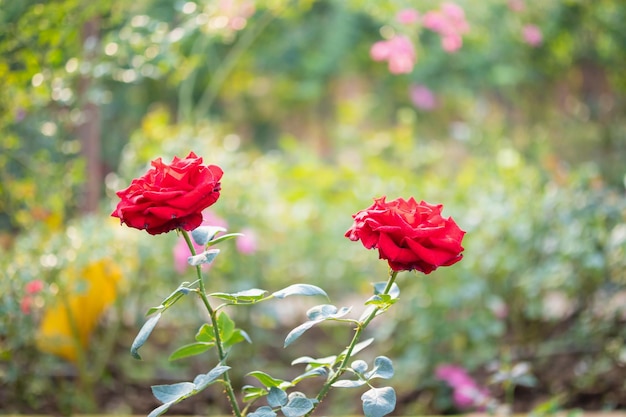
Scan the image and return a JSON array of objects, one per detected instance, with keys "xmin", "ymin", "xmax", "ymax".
[
  {"xmin": 345, "ymin": 196, "xmax": 465, "ymax": 273},
  {"xmin": 112, "ymin": 152, "xmax": 223, "ymax": 235}
]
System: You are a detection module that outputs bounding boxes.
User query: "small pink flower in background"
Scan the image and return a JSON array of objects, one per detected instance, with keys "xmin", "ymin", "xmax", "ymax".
[
  {"xmin": 25, "ymin": 279, "xmax": 44, "ymax": 294},
  {"xmin": 522, "ymin": 24, "xmax": 543, "ymax": 47},
  {"xmin": 422, "ymin": 2, "xmax": 469, "ymax": 53},
  {"xmin": 236, "ymin": 228, "xmax": 257, "ymax": 255},
  {"xmin": 21, "ymin": 296, "xmax": 33, "ymax": 314},
  {"xmin": 409, "ymin": 84, "xmax": 437, "ymax": 111},
  {"xmin": 508, "ymin": 0, "xmax": 526, "ymax": 12},
  {"xmin": 441, "ymin": 34, "xmax": 463, "ymax": 53},
  {"xmin": 435, "ymin": 364, "xmax": 490, "ymax": 410},
  {"xmin": 396, "ymin": 8, "xmax": 420, "ymax": 25},
  {"xmin": 174, "ymin": 211, "xmax": 228, "ymax": 273},
  {"xmin": 217, "ymin": 0, "xmax": 256, "ymax": 31},
  {"xmin": 370, "ymin": 35, "xmax": 416, "ymax": 74}
]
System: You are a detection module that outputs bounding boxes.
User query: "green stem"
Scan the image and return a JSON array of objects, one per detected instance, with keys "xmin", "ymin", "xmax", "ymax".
[
  {"xmin": 181, "ymin": 230, "xmax": 242, "ymax": 417},
  {"xmin": 309, "ymin": 270, "xmax": 400, "ymax": 415}
]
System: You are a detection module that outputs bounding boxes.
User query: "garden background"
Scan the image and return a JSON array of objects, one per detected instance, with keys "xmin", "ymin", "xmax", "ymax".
[{"xmin": 1, "ymin": 0, "xmax": 626, "ymax": 415}]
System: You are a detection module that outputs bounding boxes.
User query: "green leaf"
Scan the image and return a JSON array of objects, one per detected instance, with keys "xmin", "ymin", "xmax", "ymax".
[
  {"xmin": 351, "ymin": 360, "xmax": 368, "ymax": 374},
  {"xmin": 248, "ymin": 406, "xmax": 277, "ymax": 417},
  {"xmin": 147, "ymin": 365, "xmax": 231, "ymax": 416},
  {"xmin": 246, "ymin": 371, "xmax": 289, "ymax": 388},
  {"xmin": 284, "ymin": 320, "xmax": 320, "ymax": 348},
  {"xmin": 218, "ymin": 311, "xmax": 236, "ymax": 341},
  {"xmin": 152, "ymin": 382, "xmax": 195, "ymax": 404},
  {"xmin": 191, "ymin": 226, "xmax": 227, "ymax": 246},
  {"xmin": 168, "ymin": 342, "xmax": 214, "ymax": 361},
  {"xmin": 193, "ymin": 365, "xmax": 231, "ymax": 391},
  {"xmin": 147, "ymin": 402, "xmax": 172, "ymax": 417},
  {"xmin": 365, "ymin": 356, "xmax": 394, "ymax": 380},
  {"xmin": 331, "ymin": 379, "xmax": 367, "ymax": 388},
  {"xmin": 281, "ymin": 396, "xmax": 316, "ymax": 417},
  {"xmin": 291, "ymin": 355, "xmax": 337, "ymax": 367},
  {"xmin": 242, "ymin": 385, "xmax": 268, "ymax": 403},
  {"xmin": 146, "ymin": 282, "xmax": 195, "ymax": 316},
  {"xmin": 205, "ymin": 233, "xmax": 244, "ymax": 247},
  {"xmin": 361, "ymin": 387, "xmax": 396, "ymax": 417},
  {"xmin": 346, "ymin": 338, "xmax": 374, "ymax": 356},
  {"xmin": 210, "ymin": 288, "xmax": 268, "ymax": 304},
  {"xmin": 364, "ymin": 294, "xmax": 397, "ymax": 309},
  {"xmin": 224, "ymin": 328, "xmax": 252, "ymax": 349},
  {"xmin": 373, "ymin": 282, "xmax": 400, "ymax": 299},
  {"xmin": 285, "ymin": 305, "xmax": 352, "ymax": 347},
  {"xmin": 130, "ymin": 312, "xmax": 162, "ymax": 360},
  {"xmin": 272, "ymin": 284, "xmax": 328, "ymax": 299},
  {"xmin": 267, "ymin": 387, "xmax": 288, "ymax": 407},
  {"xmin": 195, "ymin": 323, "xmax": 215, "ymax": 342},
  {"xmin": 291, "ymin": 367, "xmax": 327, "ymax": 385},
  {"xmin": 188, "ymin": 249, "xmax": 220, "ymax": 266}
]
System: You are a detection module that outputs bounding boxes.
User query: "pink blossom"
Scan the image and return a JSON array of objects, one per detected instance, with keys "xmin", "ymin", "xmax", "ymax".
[
  {"xmin": 422, "ymin": 11, "xmax": 449, "ymax": 33},
  {"xmin": 441, "ymin": 2, "xmax": 469, "ymax": 32},
  {"xmin": 236, "ymin": 228, "xmax": 257, "ymax": 255},
  {"xmin": 370, "ymin": 35, "xmax": 416, "ymax": 74},
  {"xmin": 21, "ymin": 296, "xmax": 33, "ymax": 314},
  {"xmin": 422, "ymin": 2, "xmax": 469, "ymax": 53},
  {"xmin": 25, "ymin": 279, "xmax": 44, "ymax": 294},
  {"xmin": 396, "ymin": 8, "xmax": 420, "ymax": 25},
  {"xmin": 409, "ymin": 84, "xmax": 437, "ymax": 110},
  {"xmin": 217, "ymin": 0, "xmax": 256, "ymax": 31},
  {"xmin": 441, "ymin": 33, "xmax": 463, "ymax": 52},
  {"xmin": 508, "ymin": 0, "xmax": 525, "ymax": 12},
  {"xmin": 435, "ymin": 364, "xmax": 490, "ymax": 410},
  {"xmin": 174, "ymin": 211, "xmax": 228, "ymax": 273},
  {"xmin": 522, "ymin": 24, "xmax": 543, "ymax": 47}
]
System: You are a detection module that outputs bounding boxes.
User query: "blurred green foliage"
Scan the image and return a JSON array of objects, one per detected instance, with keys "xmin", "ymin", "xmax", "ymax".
[{"xmin": 1, "ymin": 0, "xmax": 626, "ymax": 414}]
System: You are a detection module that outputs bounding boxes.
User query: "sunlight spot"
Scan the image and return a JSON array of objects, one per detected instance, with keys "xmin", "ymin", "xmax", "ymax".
[
  {"xmin": 169, "ymin": 27, "xmax": 185, "ymax": 42},
  {"xmin": 40, "ymin": 254, "xmax": 58, "ymax": 268},
  {"xmin": 145, "ymin": 45, "xmax": 159, "ymax": 59},
  {"xmin": 65, "ymin": 58, "xmax": 78, "ymax": 73},
  {"xmin": 104, "ymin": 42, "xmax": 119, "ymax": 56},
  {"xmin": 41, "ymin": 122, "xmax": 57, "ymax": 136},
  {"xmin": 210, "ymin": 16, "xmax": 229, "ymax": 29},
  {"xmin": 32, "ymin": 73, "xmax": 44, "ymax": 87},
  {"xmin": 223, "ymin": 134, "xmax": 241, "ymax": 152},
  {"xmin": 182, "ymin": 2, "xmax": 197, "ymax": 14},
  {"xmin": 497, "ymin": 148, "xmax": 521, "ymax": 169},
  {"xmin": 131, "ymin": 15, "xmax": 149, "ymax": 27}
]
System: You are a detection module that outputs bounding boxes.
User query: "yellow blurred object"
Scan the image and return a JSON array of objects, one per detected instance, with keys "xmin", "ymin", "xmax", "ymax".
[{"xmin": 37, "ymin": 259, "xmax": 122, "ymax": 363}]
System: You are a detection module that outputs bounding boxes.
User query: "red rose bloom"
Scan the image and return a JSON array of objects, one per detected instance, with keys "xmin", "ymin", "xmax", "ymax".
[
  {"xmin": 112, "ymin": 152, "xmax": 223, "ymax": 235},
  {"xmin": 346, "ymin": 196, "xmax": 465, "ymax": 273}
]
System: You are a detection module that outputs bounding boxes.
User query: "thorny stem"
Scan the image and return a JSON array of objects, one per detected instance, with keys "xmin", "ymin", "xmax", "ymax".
[
  {"xmin": 181, "ymin": 230, "xmax": 242, "ymax": 417},
  {"xmin": 307, "ymin": 270, "xmax": 400, "ymax": 416}
]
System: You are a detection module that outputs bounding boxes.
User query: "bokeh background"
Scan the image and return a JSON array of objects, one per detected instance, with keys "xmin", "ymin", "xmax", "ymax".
[{"xmin": 1, "ymin": 0, "xmax": 626, "ymax": 415}]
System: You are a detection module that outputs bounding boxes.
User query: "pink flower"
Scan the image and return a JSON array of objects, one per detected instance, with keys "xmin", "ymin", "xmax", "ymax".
[
  {"xmin": 441, "ymin": 33, "xmax": 463, "ymax": 52},
  {"xmin": 435, "ymin": 364, "xmax": 490, "ymax": 410},
  {"xmin": 174, "ymin": 211, "xmax": 228, "ymax": 273},
  {"xmin": 422, "ymin": 2, "xmax": 469, "ymax": 53},
  {"xmin": 25, "ymin": 279, "xmax": 44, "ymax": 294},
  {"xmin": 508, "ymin": 0, "xmax": 525, "ymax": 12},
  {"xmin": 21, "ymin": 296, "xmax": 33, "ymax": 315},
  {"xmin": 441, "ymin": 2, "xmax": 469, "ymax": 32},
  {"xmin": 409, "ymin": 84, "xmax": 437, "ymax": 110},
  {"xmin": 370, "ymin": 35, "xmax": 416, "ymax": 74},
  {"xmin": 236, "ymin": 228, "xmax": 257, "ymax": 255},
  {"xmin": 522, "ymin": 24, "xmax": 543, "ymax": 47},
  {"xmin": 396, "ymin": 8, "xmax": 420, "ymax": 25},
  {"xmin": 422, "ymin": 11, "xmax": 449, "ymax": 33}
]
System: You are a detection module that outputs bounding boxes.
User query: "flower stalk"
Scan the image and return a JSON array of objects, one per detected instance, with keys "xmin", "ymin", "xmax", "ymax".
[
  {"xmin": 308, "ymin": 270, "xmax": 399, "ymax": 415},
  {"xmin": 181, "ymin": 230, "xmax": 243, "ymax": 417}
]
